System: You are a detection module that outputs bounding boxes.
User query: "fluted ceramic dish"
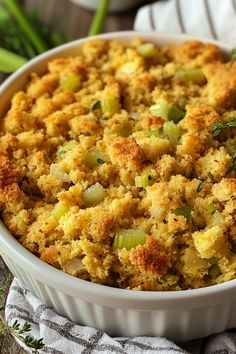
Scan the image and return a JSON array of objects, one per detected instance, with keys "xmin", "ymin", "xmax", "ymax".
[{"xmin": 0, "ymin": 32, "xmax": 235, "ymax": 341}]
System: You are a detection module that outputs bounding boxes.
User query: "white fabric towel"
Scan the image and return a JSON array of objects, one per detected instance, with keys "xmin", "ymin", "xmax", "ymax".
[
  {"xmin": 5, "ymin": 279, "xmax": 236, "ymax": 354},
  {"xmin": 134, "ymin": 0, "xmax": 236, "ymax": 46}
]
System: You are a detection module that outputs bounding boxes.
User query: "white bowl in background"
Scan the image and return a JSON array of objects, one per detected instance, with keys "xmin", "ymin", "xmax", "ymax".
[
  {"xmin": 0, "ymin": 32, "xmax": 235, "ymax": 341},
  {"xmin": 69, "ymin": 0, "xmax": 143, "ymax": 12}
]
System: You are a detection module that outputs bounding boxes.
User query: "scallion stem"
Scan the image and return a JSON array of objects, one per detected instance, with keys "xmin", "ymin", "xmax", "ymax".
[
  {"xmin": 0, "ymin": 47, "xmax": 27, "ymax": 73},
  {"xmin": 5, "ymin": 0, "xmax": 48, "ymax": 54},
  {"xmin": 88, "ymin": 0, "xmax": 110, "ymax": 36}
]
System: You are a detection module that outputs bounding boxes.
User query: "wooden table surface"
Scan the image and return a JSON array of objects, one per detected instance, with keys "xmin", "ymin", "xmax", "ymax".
[{"xmin": 0, "ymin": 0, "xmax": 146, "ymax": 352}]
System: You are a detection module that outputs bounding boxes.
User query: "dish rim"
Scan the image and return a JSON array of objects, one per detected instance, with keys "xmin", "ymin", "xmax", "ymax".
[{"xmin": 0, "ymin": 30, "xmax": 235, "ymax": 305}]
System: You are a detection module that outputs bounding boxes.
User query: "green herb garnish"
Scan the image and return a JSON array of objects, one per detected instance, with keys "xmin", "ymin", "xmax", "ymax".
[
  {"xmin": 212, "ymin": 118, "xmax": 236, "ymax": 136},
  {"xmin": 207, "ymin": 171, "xmax": 216, "ymax": 183},
  {"xmin": 97, "ymin": 158, "xmax": 105, "ymax": 164},
  {"xmin": 92, "ymin": 100, "xmax": 101, "ymax": 110},
  {"xmin": 173, "ymin": 206, "xmax": 192, "ymax": 221},
  {"xmin": 196, "ymin": 177, "xmax": 204, "ymax": 192}
]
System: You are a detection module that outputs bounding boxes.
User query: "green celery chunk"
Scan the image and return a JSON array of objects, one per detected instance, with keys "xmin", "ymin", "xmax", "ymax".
[
  {"xmin": 173, "ymin": 206, "xmax": 192, "ymax": 221},
  {"xmin": 168, "ymin": 106, "xmax": 186, "ymax": 123},
  {"xmin": 102, "ymin": 97, "xmax": 120, "ymax": 115},
  {"xmin": 161, "ymin": 274, "xmax": 179, "ymax": 284},
  {"xmin": 113, "ymin": 229, "xmax": 147, "ymax": 251},
  {"xmin": 207, "ymin": 203, "xmax": 217, "ymax": 214},
  {"xmin": 137, "ymin": 43, "xmax": 156, "ymax": 58},
  {"xmin": 209, "ymin": 264, "xmax": 221, "ymax": 278},
  {"xmin": 150, "ymin": 99, "xmax": 170, "ymax": 118},
  {"xmin": 175, "ymin": 69, "xmax": 206, "ymax": 84},
  {"xmin": 83, "ymin": 183, "xmax": 105, "ymax": 206},
  {"xmin": 61, "ymin": 74, "xmax": 80, "ymax": 91},
  {"xmin": 115, "ymin": 121, "xmax": 133, "ymax": 137},
  {"xmin": 57, "ymin": 140, "xmax": 77, "ymax": 156},
  {"xmin": 135, "ymin": 175, "xmax": 151, "ymax": 188},
  {"xmin": 85, "ymin": 151, "xmax": 106, "ymax": 168},
  {"xmin": 145, "ymin": 129, "xmax": 162, "ymax": 138},
  {"xmin": 163, "ymin": 121, "xmax": 182, "ymax": 145},
  {"xmin": 53, "ymin": 203, "xmax": 69, "ymax": 220}
]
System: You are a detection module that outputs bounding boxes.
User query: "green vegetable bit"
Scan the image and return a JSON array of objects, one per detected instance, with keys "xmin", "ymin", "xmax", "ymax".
[
  {"xmin": 168, "ymin": 106, "xmax": 186, "ymax": 123},
  {"xmin": 209, "ymin": 264, "xmax": 221, "ymax": 278},
  {"xmin": 150, "ymin": 99, "xmax": 170, "ymax": 119},
  {"xmin": 83, "ymin": 183, "xmax": 106, "ymax": 206},
  {"xmin": 175, "ymin": 68, "xmax": 206, "ymax": 84},
  {"xmin": 91, "ymin": 100, "xmax": 101, "ymax": 110},
  {"xmin": 145, "ymin": 129, "xmax": 162, "ymax": 138},
  {"xmin": 207, "ymin": 171, "xmax": 216, "ymax": 183},
  {"xmin": 102, "ymin": 97, "xmax": 120, "ymax": 115},
  {"xmin": 196, "ymin": 177, "xmax": 204, "ymax": 192},
  {"xmin": 137, "ymin": 43, "xmax": 156, "ymax": 58},
  {"xmin": 231, "ymin": 48, "xmax": 236, "ymax": 61},
  {"xmin": 88, "ymin": 0, "xmax": 110, "ymax": 36},
  {"xmin": 53, "ymin": 203, "xmax": 69, "ymax": 220},
  {"xmin": 113, "ymin": 229, "xmax": 147, "ymax": 251},
  {"xmin": 0, "ymin": 47, "xmax": 27, "ymax": 73},
  {"xmin": 61, "ymin": 75, "xmax": 80, "ymax": 91},
  {"xmin": 161, "ymin": 274, "xmax": 179, "ymax": 285},
  {"xmin": 163, "ymin": 121, "xmax": 182, "ymax": 145},
  {"xmin": 57, "ymin": 140, "xmax": 77, "ymax": 156},
  {"xmin": 211, "ymin": 118, "xmax": 236, "ymax": 136},
  {"xmin": 207, "ymin": 203, "xmax": 217, "ymax": 214},
  {"xmin": 173, "ymin": 206, "xmax": 192, "ymax": 221},
  {"xmin": 85, "ymin": 151, "xmax": 106, "ymax": 168},
  {"xmin": 135, "ymin": 175, "xmax": 151, "ymax": 188}
]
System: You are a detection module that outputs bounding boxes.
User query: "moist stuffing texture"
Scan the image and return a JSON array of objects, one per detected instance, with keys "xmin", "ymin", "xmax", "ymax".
[{"xmin": 0, "ymin": 39, "xmax": 236, "ymax": 291}]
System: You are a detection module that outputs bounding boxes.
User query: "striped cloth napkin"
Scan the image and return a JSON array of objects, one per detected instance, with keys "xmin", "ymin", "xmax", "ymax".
[
  {"xmin": 5, "ymin": 279, "xmax": 236, "ymax": 353},
  {"xmin": 134, "ymin": 0, "xmax": 236, "ymax": 45}
]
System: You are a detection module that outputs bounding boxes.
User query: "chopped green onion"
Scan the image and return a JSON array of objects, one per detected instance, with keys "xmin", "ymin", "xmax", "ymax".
[
  {"xmin": 91, "ymin": 100, "xmax": 101, "ymax": 110},
  {"xmin": 61, "ymin": 74, "xmax": 80, "ymax": 91},
  {"xmin": 53, "ymin": 203, "xmax": 69, "ymax": 220},
  {"xmin": 207, "ymin": 203, "xmax": 217, "ymax": 214},
  {"xmin": 163, "ymin": 121, "xmax": 182, "ymax": 145},
  {"xmin": 150, "ymin": 99, "xmax": 170, "ymax": 118},
  {"xmin": 57, "ymin": 140, "xmax": 77, "ymax": 156},
  {"xmin": 231, "ymin": 48, "xmax": 236, "ymax": 61},
  {"xmin": 196, "ymin": 177, "xmax": 204, "ymax": 192},
  {"xmin": 161, "ymin": 274, "xmax": 179, "ymax": 284},
  {"xmin": 83, "ymin": 182, "xmax": 105, "ymax": 206},
  {"xmin": 137, "ymin": 43, "xmax": 156, "ymax": 58},
  {"xmin": 145, "ymin": 129, "xmax": 162, "ymax": 138},
  {"xmin": 168, "ymin": 106, "xmax": 186, "ymax": 123},
  {"xmin": 207, "ymin": 172, "xmax": 216, "ymax": 183},
  {"xmin": 85, "ymin": 151, "xmax": 106, "ymax": 168},
  {"xmin": 209, "ymin": 264, "xmax": 221, "ymax": 278},
  {"xmin": 173, "ymin": 206, "xmax": 192, "ymax": 221},
  {"xmin": 102, "ymin": 97, "xmax": 120, "ymax": 115},
  {"xmin": 0, "ymin": 47, "xmax": 27, "ymax": 73},
  {"xmin": 175, "ymin": 69, "xmax": 206, "ymax": 84},
  {"xmin": 113, "ymin": 229, "xmax": 147, "ymax": 251},
  {"xmin": 135, "ymin": 175, "xmax": 151, "ymax": 188}
]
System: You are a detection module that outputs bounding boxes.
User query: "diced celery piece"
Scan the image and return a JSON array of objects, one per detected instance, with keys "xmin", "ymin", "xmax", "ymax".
[
  {"xmin": 102, "ymin": 97, "xmax": 120, "ymax": 115},
  {"xmin": 161, "ymin": 274, "xmax": 179, "ymax": 284},
  {"xmin": 150, "ymin": 99, "xmax": 170, "ymax": 118},
  {"xmin": 145, "ymin": 129, "xmax": 162, "ymax": 137},
  {"xmin": 137, "ymin": 43, "xmax": 156, "ymax": 58},
  {"xmin": 57, "ymin": 140, "xmax": 77, "ymax": 156},
  {"xmin": 168, "ymin": 106, "xmax": 186, "ymax": 123},
  {"xmin": 175, "ymin": 69, "xmax": 206, "ymax": 84},
  {"xmin": 85, "ymin": 151, "xmax": 106, "ymax": 168},
  {"xmin": 173, "ymin": 206, "xmax": 192, "ymax": 221},
  {"xmin": 209, "ymin": 264, "xmax": 221, "ymax": 278},
  {"xmin": 163, "ymin": 121, "xmax": 182, "ymax": 145},
  {"xmin": 207, "ymin": 203, "xmax": 217, "ymax": 214},
  {"xmin": 135, "ymin": 175, "xmax": 151, "ymax": 188},
  {"xmin": 53, "ymin": 203, "xmax": 69, "ymax": 220},
  {"xmin": 61, "ymin": 74, "xmax": 81, "ymax": 91},
  {"xmin": 83, "ymin": 183, "xmax": 105, "ymax": 206},
  {"xmin": 113, "ymin": 229, "xmax": 147, "ymax": 251},
  {"xmin": 115, "ymin": 121, "xmax": 133, "ymax": 137}
]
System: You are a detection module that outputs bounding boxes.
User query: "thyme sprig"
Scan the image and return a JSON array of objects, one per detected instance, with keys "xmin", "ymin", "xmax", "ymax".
[
  {"xmin": 0, "ymin": 288, "xmax": 45, "ymax": 353},
  {"xmin": 212, "ymin": 118, "xmax": 236, "ymax": 137}
]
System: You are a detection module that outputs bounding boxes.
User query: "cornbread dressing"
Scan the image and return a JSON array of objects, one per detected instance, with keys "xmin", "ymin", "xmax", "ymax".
[{"xmin": 0, "ymin": 39, "xmax": 235, "ymax": 291}]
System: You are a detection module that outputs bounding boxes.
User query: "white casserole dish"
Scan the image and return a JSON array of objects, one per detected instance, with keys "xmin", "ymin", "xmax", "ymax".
[
  {"xmin": 0, "ymin": 32, "xmax": 235, "ymax": 341},
  {"xmin": 69, "ymin": 0, "xmax": 143, "ymax": 12}
]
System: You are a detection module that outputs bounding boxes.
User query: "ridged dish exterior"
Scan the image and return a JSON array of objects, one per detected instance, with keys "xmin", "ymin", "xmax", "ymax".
[
  {"xmin": 2, "ymin": 252, "xmax": 236, "ymax": 341},
  {"xmin": 0, "ymin": 32, "xmax": 235, "ymax": 342}
]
